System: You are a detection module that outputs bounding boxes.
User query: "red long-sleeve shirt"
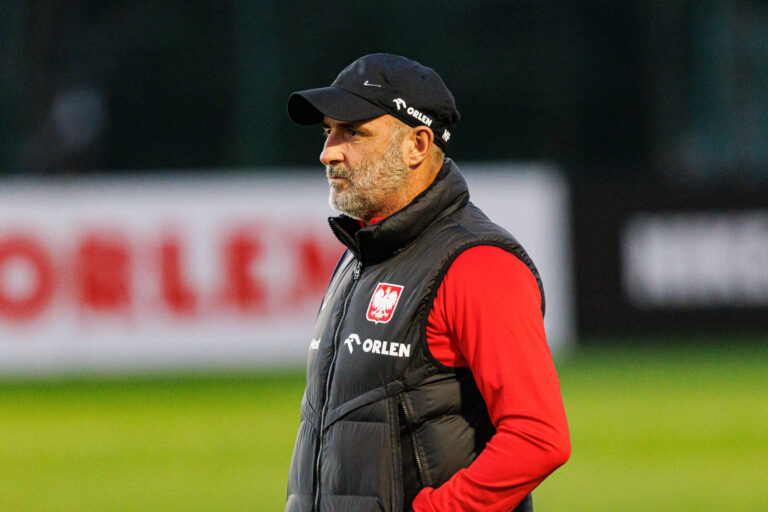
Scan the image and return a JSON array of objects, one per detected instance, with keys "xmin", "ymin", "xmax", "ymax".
[{"xmin": 412, "ymin": 245, "xmax": 571, "ymax": 511}]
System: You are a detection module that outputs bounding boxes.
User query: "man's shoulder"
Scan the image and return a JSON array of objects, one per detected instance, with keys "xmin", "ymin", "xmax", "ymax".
[
  {"xmin": 442, "ymin": 245, "xmax": 543, "ymax": 308},
  {"xmin": 432, "ymin": 200, "xmax": 520, "ymax": 248}
]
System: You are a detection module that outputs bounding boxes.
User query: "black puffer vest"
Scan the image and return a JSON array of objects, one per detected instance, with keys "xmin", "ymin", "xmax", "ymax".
[{"xmin": 286, "ymin": 160, "xmax": 543, "ymax": 512}]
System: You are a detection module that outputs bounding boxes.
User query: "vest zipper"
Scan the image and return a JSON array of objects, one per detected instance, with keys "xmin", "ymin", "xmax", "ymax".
[
  {"xmin": 398, "ymin": 394, "xmax": 426, "ymax": 489},
  {"xmin": 392, "ymin": 395, "xmax": 404, "ymax": 512},
  {"xmin": 313, "ymin": 260, "xmax": 362, "ymax": 512}
]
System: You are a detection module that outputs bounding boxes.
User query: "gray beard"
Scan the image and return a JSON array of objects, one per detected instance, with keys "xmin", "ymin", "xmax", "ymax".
[{"xmin": 326, "ymin": 138, "xmax": 409, "ymax": 221}]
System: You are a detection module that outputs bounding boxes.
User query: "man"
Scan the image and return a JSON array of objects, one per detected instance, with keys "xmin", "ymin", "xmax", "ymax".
[{"xmin": 285, "ymin": 53, "xmax": 570, "ymax": 512}]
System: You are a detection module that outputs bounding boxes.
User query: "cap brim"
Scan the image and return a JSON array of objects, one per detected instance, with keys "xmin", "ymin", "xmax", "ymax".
[{"xmin": 288, "ymin": 86, "xmax": 386, "ymax": 125}]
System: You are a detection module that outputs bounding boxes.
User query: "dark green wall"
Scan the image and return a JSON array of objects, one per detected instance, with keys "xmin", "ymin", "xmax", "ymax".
[{"xmin": 2, "ymin": 0, "xmax": 766, "ymax": 182}]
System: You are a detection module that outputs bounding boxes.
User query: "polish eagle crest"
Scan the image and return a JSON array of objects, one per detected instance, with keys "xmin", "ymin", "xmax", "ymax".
[{"xmin": 366, "ymin": 283, "xmax": 404, "ymax": 324}]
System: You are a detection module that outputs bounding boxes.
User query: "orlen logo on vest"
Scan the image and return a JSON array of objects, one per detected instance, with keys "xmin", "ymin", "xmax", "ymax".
[
  {"xmin": 344, "ymin": 333, "xmax": 411, "ymax": 358},
  {"xmin": 366, "ymin": 282, "xmax": 403, "ymax": 324}
]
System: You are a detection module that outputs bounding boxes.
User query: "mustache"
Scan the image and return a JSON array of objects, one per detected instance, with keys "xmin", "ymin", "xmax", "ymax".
[{"xmin": 326, "ymin": 165, "xmax": 351, "ymax": 180}]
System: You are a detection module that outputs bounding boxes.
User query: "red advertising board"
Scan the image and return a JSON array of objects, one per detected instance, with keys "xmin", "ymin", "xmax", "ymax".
[{"xmin": 0, "ymin": 167, "xmax": 572, "ymax": 373}]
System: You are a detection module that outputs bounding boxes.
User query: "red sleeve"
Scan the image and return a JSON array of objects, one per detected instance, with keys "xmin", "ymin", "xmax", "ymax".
[{"xmin": 413, "ymin": 245, "xmax": 571, "ymax": 512}]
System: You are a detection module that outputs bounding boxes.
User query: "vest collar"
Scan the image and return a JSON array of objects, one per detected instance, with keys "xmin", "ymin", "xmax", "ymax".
[{"xmin": 328, "ymin": 158, "xmax": 470, "ymax": 265}]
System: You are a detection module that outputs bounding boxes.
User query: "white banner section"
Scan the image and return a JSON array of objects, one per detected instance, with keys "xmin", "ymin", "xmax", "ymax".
[{"xmin": 0, "ymin": 165, "xmax": 572, "ymax": 373}]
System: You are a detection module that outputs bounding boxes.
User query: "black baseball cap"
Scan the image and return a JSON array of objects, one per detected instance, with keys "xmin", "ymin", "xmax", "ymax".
[{"xmin": 287, "ymin": 53, "xmax": 460, "ymax": 150}]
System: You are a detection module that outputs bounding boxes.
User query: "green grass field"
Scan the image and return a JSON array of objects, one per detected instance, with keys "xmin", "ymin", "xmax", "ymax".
[{"xmin": 1, "ymin": 341, "xmax": 766, "ymax": 511}]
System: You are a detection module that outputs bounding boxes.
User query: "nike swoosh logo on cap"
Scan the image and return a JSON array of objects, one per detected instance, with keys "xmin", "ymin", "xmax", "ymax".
[{"xmin": 363, "ymin": 80, "xmax": 382, "ymax": 87}]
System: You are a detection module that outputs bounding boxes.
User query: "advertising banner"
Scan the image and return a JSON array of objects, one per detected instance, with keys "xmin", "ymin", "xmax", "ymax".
[
  {"xmin": 0, "ymin": 165, "xmax": 572, "ymax": 373},
  {"xmin": 573, "ymin": 181, "xmax": 768, "ymax": 337}
]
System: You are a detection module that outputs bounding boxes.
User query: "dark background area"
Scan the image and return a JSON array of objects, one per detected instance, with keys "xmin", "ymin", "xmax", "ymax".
[{"xmin": 2, "ymin": 0, "xmax": 766, "ymax": 183}]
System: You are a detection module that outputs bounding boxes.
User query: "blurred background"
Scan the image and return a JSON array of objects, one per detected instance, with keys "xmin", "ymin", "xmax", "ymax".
[{"xmin": 1, "ymin": 1, "xmax": 767, "ymax": 510}]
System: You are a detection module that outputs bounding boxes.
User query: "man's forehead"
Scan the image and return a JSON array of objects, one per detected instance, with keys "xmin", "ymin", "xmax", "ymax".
[{"xmin": 321, "ymin": 114, "xmax": 398, "ymax": 129}]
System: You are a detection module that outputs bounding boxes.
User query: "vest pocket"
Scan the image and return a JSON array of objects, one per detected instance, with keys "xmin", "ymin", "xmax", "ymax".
[
  {"xmin": 322, "ymin": 418, "xmax": 394, "ymax": 508},
  {"xmin": 396, "ymin": 393, "xmax": 426, "ymax": 509}
]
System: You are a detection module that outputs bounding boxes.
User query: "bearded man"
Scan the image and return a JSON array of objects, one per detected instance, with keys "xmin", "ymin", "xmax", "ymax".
[{"xmin": 285, "ymin": 53, "xmax": 570, "ymax": 512}]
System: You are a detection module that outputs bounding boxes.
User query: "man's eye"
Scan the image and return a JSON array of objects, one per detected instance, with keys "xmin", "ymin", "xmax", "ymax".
[{"xmin": 347, "ymin": 128, "xmax": 359, "ymax": 137}]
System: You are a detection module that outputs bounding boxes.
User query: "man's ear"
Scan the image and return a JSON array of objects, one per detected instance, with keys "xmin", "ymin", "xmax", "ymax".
[{"xmin": 405, "ymin": 126, "xmax": 434, "ymax": 168}]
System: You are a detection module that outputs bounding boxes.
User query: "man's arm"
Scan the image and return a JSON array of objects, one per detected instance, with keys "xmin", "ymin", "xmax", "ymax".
[{"xmin": 412, "ymin": 245, "xmax": 571, "ymax": 512}]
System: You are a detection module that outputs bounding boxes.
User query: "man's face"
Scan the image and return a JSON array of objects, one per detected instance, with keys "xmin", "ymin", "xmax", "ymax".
[{"xmin": 320, "ymin": 115, "xmax": 410, "ymax": 221}]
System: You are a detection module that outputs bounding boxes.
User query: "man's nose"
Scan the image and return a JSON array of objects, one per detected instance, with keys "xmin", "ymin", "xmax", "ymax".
[{"xmin": 319, "ymin": 135, "xmax": 343, "ymax": 167}]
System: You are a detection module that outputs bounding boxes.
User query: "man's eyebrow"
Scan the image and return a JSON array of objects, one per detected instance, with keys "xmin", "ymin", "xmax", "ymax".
[{"xmin": 322, "ymin": 121, "xmax": 364, "ymax": 130}]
